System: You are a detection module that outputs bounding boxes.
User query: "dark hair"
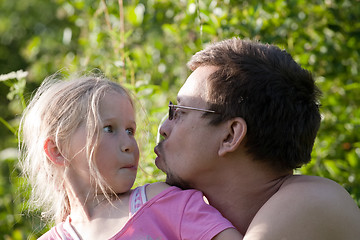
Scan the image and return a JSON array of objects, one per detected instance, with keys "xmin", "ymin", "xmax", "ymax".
[{"xmin": 187, "ymin": 38, "xmax": 322, "ymax": 171}]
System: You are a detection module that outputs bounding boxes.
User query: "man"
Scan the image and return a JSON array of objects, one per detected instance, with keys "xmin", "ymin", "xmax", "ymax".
[{"xmin": 154, "ymin": 38, "xmax": 360, "ymax": 239}]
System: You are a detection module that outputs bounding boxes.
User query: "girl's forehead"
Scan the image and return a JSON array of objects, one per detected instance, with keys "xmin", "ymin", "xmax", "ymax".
[
  {"xmin": 100, "ymin": 90, "xmax": 128, "ymax": 103},
  {"xmin": 99, "ymin": 91, "xmax": 135, "ymax": 118}
]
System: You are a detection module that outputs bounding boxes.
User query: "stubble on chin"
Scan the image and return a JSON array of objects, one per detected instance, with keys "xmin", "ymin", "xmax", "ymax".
[
  {"xmin": 156, "ymin": 141, "xmax": 192, "ymax": 190},
  {"xmin": 165, "ymin": 172, "xmax": 192, "ymax": 190}
]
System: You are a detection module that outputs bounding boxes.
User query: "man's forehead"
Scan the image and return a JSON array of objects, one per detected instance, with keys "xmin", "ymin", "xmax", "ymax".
[{"xmin": 177, "ymin": 66, "xmax": 217, "ymax": 104}]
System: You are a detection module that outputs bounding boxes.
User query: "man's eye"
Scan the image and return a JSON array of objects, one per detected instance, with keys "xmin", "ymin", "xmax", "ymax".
[
  {"xmin": 103, "ymin": 125, "xmax": 113, "ymax": 133},
  {"xmin": 126, "ymin": 128, "xmax": 135, "ymax": 136},
  {"xmin": 173, "ymin": 109, "xmax": 183, "ymax": 120}
]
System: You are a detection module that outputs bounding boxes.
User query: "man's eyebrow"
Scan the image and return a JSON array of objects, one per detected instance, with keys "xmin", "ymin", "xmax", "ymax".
[{"xmin": 176, "ymin": 97, "xmax": 181, "ymax": 104}]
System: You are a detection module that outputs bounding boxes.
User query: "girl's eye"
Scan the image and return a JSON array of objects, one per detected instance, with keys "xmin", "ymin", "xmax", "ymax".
[
  {"xmin": 103, "ymin": 125, "xmax": 113, "ymax": 133},
  {"xmin": 126, "ymin": 128, "xmax": 135, "ymax": 136}
]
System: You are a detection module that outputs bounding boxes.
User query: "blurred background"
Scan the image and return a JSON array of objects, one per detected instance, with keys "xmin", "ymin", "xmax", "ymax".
[{"xmin": 1, "ymin": 0, "xmax": 359, "ymax": 238}]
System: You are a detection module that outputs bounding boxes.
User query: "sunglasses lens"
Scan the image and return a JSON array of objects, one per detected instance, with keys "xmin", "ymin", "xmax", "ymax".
[
  {"xmin": 169, "ymin": 101, "xmax": 174, "ymax": 120},
  {"xmin": 169, "ymin": 106, "xmax": 174, "ymax": 120}
]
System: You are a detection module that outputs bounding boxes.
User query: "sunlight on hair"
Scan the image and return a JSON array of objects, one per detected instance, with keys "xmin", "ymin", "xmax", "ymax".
[{"xmin": 156, "ymin": 113, "xmax": 168, "ymax": 144}]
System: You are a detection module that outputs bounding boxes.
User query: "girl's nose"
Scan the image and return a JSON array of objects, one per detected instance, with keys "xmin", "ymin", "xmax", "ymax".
[
  {"xmin": 121, "ymin": 145, "xmax": 130, "ymax": 153},
  {"xmin": 121, "ymin": 132, "xmax": 137, "ymax": 153}
]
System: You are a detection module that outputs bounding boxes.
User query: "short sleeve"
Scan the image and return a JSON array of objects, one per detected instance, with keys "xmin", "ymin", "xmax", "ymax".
[{"xmin": 180, "ymin": 190, "xmax": 235, "ymax": 240}]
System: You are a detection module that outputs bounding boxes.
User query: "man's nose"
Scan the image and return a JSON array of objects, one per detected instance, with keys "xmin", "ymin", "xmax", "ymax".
[{"xmin": 159, "ymin": 118, "xmax": 172, "ymax": 139}]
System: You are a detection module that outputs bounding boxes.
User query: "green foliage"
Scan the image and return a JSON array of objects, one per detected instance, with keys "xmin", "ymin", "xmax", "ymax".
[{"xmin": 0, "ymin": 0, "xmax": 359, "ymax": 238}]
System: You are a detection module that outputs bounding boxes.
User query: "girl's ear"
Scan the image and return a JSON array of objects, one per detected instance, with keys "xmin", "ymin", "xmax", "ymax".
[
  {"xmin": 218, "ymin": 117, "xmax": 247, "ymax": 157},
  {"xmin": 44, "ymin": 138, "xmax": 65, "ymax": 166}
]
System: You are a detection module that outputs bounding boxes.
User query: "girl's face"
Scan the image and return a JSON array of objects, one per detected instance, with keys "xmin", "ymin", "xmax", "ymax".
[{"xmin": 66, "ymin": 91, "xmax": 139, "ymax": 195}]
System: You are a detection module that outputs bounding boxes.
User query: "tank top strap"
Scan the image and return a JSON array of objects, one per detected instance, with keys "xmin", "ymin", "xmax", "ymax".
[
  {"xmin": 53, "ymin": 216, "xmax": 80, "ymax": 240},
  {"xmin": 129, "ymin": 184, "xmax": 148, "ymax": 217}
]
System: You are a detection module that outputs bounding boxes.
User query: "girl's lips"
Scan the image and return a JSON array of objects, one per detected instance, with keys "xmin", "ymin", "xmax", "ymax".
[{"xmin": 123, "ymin": 164, "xmax": 137, "ymax": 170}]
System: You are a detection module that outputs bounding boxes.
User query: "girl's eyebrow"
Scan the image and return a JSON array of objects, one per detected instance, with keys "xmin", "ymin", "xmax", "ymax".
[
  {"xmin": 101, "ymin": 116, "xmax": 117, "ymax": 122},
  {"xmin": 102, "ymin": 117, "xmax": 137, "ymax": 126},
  {"xmin": 130, "ymin": 120, "xmax": 137, "ymax": 128}
]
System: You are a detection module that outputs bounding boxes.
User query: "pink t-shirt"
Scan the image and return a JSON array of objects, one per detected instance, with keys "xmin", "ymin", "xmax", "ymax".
[{"xmin": 38, "ymin": 185, "xmax": 234, "ymax": 239}]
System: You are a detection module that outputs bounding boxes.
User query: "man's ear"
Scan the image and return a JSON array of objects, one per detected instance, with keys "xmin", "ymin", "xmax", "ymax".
[
  {"xmin": 44, "ymin": 138, "xmax": 65, "ymax": 166},
  {"xmin": 218, "ymin": 117, "xmax": 247, "ymax": 157}
]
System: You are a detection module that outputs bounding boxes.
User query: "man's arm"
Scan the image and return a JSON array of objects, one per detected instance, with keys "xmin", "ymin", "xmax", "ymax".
[{"xmin": 244, "ymin": 176, "xmax": 360, "ymax": 240}]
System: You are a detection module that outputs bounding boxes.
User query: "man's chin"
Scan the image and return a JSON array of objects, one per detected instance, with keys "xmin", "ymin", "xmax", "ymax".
[
  {"xmin": 154, "ymin": 157, "xmax": 166, "ymax": 173},
  {"xmin": 165, "ymin": 174, "xmax": 192, "ymax": 190}
]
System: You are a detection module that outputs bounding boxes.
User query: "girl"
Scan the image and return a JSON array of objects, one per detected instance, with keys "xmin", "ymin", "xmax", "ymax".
[{"xmin": 19, "ymin": 74, "xmax": 243, "ymax": 240}]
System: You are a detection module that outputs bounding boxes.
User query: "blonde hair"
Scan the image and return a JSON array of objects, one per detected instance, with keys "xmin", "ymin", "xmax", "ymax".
[{"xmin": 19, "ymin": 73, "xmax": 132, "ymax": 223}]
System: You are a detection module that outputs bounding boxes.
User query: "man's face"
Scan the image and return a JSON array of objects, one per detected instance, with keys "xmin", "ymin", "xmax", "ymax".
[{"xmin": 155, "ymin": 66, "xmax": 222, "ymax": 189}]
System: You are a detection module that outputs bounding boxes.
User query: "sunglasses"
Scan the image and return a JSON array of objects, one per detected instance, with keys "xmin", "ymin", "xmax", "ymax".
[{"xmin": 168, "ymin": 101, "xmax": 218, "ymax": 120}]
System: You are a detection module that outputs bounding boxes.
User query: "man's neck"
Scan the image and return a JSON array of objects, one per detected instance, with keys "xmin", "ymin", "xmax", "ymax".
[{"xmin": 197, "ymin": 160, "xmax": 292, "ymax": 235}]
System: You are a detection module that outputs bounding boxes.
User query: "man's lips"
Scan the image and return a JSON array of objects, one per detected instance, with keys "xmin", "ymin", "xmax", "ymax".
[
  {"xmin": 154, "ymin": 146, "xmax": 160, "ymax": 157},
  {"xmin": 154, "ymin": 146, "xmax": 161, "ymax": 167}
]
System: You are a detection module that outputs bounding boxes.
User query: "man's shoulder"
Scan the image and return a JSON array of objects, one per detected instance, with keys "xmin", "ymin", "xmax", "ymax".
[
  {"xmin": 275, "ymin": 175, "xmax": 357, "ymax": 213},
  {"xmin": 244, "ymin": 175, "xmax": 360, "ymax": 240},
  {"xmin": 279, "ymin": 174, "xmax": 347, "ymax": 197},
  {"xmin": 278, "ymin": 175, "xmax": 358, "ymax": 207}
]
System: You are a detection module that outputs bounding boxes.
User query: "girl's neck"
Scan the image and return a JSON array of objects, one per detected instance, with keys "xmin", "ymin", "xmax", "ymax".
[
  {"xmin": 68, "ymin": 190, "xmax": 131, "ymax": 223},
  {"xmin": 66, "ymin": 191, "xmax": 132, "ymax": 240}
]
